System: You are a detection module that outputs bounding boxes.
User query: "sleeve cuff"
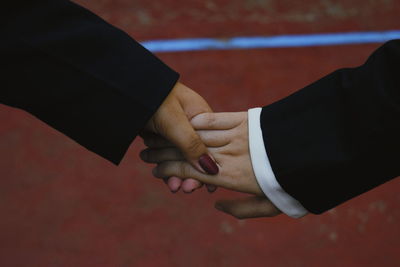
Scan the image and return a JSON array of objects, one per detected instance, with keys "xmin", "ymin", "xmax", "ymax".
[{"xmin": 248, "ymin": 108, "xmax": 308, "ymax": 218}]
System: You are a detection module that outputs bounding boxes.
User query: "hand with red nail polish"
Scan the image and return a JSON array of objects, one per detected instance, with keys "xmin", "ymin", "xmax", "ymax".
[
  {"xmin": 143, "ymin": 111, "xmax": 281, "ymax": 219},
  {"xmin": 140, "ymin": 82, "xmax": 219, "ymax": 193},
  {"xmin": 143, "ymin": 112, "xmax": 264, "ymax": 196}
]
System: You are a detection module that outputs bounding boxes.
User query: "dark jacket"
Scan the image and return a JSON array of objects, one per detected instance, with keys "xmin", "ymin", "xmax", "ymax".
[
  {"xmin": 261, "ymin": 40, "xmax": 400, "ymax": 213},
  {"xmin": 1, "ymin": 0, "xmax": 179, "ymax": 164}
]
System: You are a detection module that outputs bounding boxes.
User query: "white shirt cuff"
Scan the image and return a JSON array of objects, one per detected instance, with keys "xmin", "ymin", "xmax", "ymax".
[{"xmin": 248, "ymin": 108, "xmax": 308, "ymax": 218}]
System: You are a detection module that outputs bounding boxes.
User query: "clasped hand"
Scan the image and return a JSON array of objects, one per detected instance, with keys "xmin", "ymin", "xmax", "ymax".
[{"xmin": 140, "ymin": 83, "xmax": 281, "ymax": 219}]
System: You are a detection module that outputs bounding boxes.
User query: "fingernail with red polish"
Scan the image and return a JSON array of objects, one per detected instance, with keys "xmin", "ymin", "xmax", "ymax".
[{"xmin": 199, "ymin": 154, "xmax": 219, "ymax": 175}]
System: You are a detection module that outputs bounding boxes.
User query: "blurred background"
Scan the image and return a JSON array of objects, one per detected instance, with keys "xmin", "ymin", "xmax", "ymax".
[{"xmin": 0, "ymin": 0, "xmax": 399, "ymax": 266}]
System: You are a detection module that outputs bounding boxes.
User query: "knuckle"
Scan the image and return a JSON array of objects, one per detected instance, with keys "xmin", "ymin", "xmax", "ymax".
[
  {"xmin": 185, "ymin": 135, "xmax": 204, "ymax": 155},
  {"xmin": 152, "ymin": 115, "xmax": 168, "ymax": 135},
  {"xmin": 205, "ymin": 114, "xmax": 216, "ymax": 128},
  {"xmin": 158, "ymin": 162, "xmax": 175, "ymax": 177},
  {"xmin": 179, "ymin": 162, "xmax": 191, "ymax": 178}
]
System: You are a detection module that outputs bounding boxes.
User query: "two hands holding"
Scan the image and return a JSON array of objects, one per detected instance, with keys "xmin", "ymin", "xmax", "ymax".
[{"xmin": 140, "ymin": 82, "xmax": 281, "ymax": 219}]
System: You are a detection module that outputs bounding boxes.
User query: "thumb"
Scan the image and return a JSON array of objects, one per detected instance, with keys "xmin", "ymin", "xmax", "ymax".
[
  {"xmin": 158, "ymin": 103, "xmax": 219, "ymax": 175},
  {"xmin": 215, "ymin": 197, "xmax": 282, "ymax": 219}
]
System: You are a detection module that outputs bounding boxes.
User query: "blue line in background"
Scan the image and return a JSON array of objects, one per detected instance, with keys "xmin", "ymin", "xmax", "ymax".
[{"xmin": 141, "ymin": 30, "xmax": 400, "ymax": 53}]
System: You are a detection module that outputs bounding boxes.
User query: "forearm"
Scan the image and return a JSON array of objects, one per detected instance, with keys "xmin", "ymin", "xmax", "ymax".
[
  {"xmin": 1, "ymin": 0, "xmax": 179, "ymax": 164},
  {"xmin": 260, "ymin": 40, "xmax": 400, "ymax": 214}
]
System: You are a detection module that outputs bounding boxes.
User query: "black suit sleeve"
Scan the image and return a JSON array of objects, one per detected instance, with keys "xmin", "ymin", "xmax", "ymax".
[
  {"xmin": 0, "ymin": 0, "xmax": 179, "ymax": 164},
  {"xmin": 260, "ymin": 40, "xmax": 400, "ymax": 214}
]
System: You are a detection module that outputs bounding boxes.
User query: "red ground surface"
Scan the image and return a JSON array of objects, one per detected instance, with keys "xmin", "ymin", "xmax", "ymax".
[{"xmin": 0, "ymin": 1, "xmax": 399, "ymax": 266}]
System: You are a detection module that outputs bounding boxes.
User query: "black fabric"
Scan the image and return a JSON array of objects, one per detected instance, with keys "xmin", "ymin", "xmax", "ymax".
[
  {"xmin": 1, "ymin": 0, "xmax": 179, "ymax": 164},
  {"xmin": 261, "ymin": 40, "xmax": 400, "ymax": 214}
]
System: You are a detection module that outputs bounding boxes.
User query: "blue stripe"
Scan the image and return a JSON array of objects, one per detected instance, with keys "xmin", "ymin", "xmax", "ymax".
[{"xmin": 141, "ymin": 30, "xmax": 400, "ymax": 53}]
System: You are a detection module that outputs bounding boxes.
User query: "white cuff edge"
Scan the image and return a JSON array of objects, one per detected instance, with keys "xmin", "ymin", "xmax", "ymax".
[{"xmin": 248, "ymin": 108, "xmax": 308, "ymax": 218}]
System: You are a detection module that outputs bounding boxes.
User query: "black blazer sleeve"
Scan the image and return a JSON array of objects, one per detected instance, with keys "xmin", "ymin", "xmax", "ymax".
[
  {"xmin": 0, "ymin": 0, "xmax": 179, "ymax": 164},
  {"xmin": 260, "ymin": 40, "xmax": 400, "ymax": 214}
]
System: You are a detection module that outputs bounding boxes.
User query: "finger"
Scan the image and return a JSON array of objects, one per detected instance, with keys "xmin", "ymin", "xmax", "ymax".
[
  {"xmin": 215, "ymin": 196, "xmax": 282, "ymax": 219},
  {"xmin": 167, "ymin": 176, "xmax": 183, "ymax": 193},
  {"xmin": 142, "ymin": 146, "xmax": 223, "ymax": 165},
  {"xmin": 140, "ymin": 148, "xmax": 184, "ymax": 163},
  {"xmin": 142, "ymin": 136, "xmax": 174, "ymax": 149},
  {"xmin": 191, "ymin": 112, "xmax": 246, "ymax": 130},
  {"xmin": 147, "ymin": 83, "xmax": 219, "ymax": 175},
  {"xmin": 161, "ymin": 104, "xmax": 218, "ymax": 174},
  {"xmin": 153, "ymin": 161, "xmax": 216, "ymax": 186},
  {"xmin": 181, "ymin": 178, "xmax": 203, "ymax": 193},
  {"xmin": 178, "ymin": 85, "xmax": 213, "ymax": 119},
  {"xmin": 180, "ymin": 90, "xmax": 219, "ymax": 192},
  {"xmin": 196, "ymin": 130, "xmax": 231, "ymax": 147}
]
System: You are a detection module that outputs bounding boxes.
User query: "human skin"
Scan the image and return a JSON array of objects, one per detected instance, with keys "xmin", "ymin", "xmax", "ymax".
[
  {"xmin": 141, "ymin": 112, "xmax": 282, "ymax": 219},
  {"xmin": 141, "ymin": 82, "xmax": 218, "ymax": 193}
]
